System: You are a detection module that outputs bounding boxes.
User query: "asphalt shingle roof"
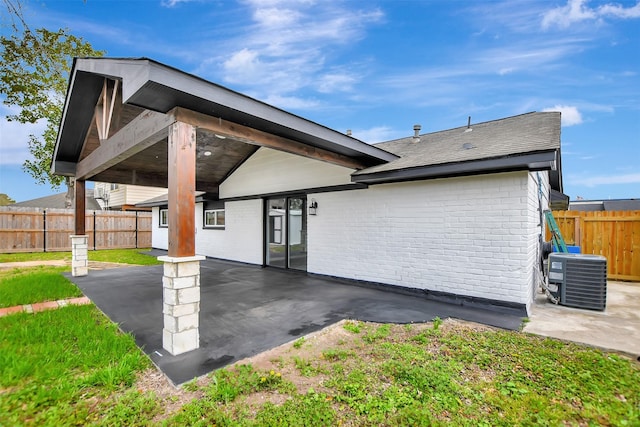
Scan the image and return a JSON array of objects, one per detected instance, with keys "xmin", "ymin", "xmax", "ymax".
[
  {"xmin": 354, "ymin": 112, "xmax": 561, "ymax": 176},
  {"xmin": 12, "ymin": 189, "xmax": 102, "ymax": 210}
]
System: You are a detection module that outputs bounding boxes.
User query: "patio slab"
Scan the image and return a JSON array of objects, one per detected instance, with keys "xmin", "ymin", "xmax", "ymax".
[
  {"xmin": 68, "ymin": 258, "xmax": 525, "ymax": 385},
  {"xmin": 524, "ymin": 281, "xmax": 640, "ymax": 359}
]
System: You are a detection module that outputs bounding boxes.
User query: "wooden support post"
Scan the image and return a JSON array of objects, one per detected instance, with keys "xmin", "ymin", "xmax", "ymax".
[
  {"xmin": 74, "ymin": 179, "xmax": 86, "ymax": 235},
  {"xmin": 71, "ymin": 179, "xmax": 88, "ymax": 276},
  {"xmin": 167, "ymin": 121, "xmax": 196, "ymax": 258}
]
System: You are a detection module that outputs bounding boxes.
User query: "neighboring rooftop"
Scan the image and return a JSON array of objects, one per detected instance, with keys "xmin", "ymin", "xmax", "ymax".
[
  {"xmin": 11, "ymin": 189, "xmax": 102, "ymax": 210},
  {"xmin": 136, "ymin": 191, "xmax": 208, "ymax": 208},
  {"xmin": 569, "ymin": 199, "xmax": 640, "ymax": 212}
]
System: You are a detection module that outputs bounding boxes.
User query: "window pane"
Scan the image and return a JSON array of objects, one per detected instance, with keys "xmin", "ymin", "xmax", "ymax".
[
  {"xmin": 205, "ymin": 211, "xmax": 214, "ymax": 226},
  {"xmin": 204, "ymin": 210, "xmax": 224, "ymax": 227}
]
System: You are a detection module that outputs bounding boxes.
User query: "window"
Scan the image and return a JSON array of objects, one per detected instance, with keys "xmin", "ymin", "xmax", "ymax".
[
  {"xmin": 110, "ymin": 183, "xmax": 119, "ymax": 190},
  {"xmin": 204, "ymin": 209, "xmax": 225, "ymax": 228},
  {"xmin": 159, "ymin": 208, "xmax": 168, "ymax": 227}
]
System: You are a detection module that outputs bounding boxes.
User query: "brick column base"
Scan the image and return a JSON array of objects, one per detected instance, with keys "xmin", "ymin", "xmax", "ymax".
[
  {"xmin": 70, "ymin": 235, "xmax": 89, "ymax": 277},
  {"xmin": 158, "ymin": 255, "xmax": 205, "ymax": 355}
]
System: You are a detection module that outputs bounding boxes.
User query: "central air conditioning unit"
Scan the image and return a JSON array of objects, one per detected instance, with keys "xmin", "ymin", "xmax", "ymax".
[{"xmin": 547, "ymin": 253, "xmax": 607, "ymax": 311}]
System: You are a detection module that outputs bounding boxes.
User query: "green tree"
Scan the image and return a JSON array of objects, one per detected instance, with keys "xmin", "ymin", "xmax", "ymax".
[
  {"xmin": 0, "ymin": 193, "xmax": 16, "ymax": 205},
  {"xmin": 1, "ymin": 3, "xmax": 104, "ymax": 189}
]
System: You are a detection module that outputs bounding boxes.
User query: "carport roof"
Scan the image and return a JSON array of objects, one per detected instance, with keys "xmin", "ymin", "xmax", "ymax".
[{"xmin": 52, "ymin": 57, "xmax": 397, "ymax": 189}]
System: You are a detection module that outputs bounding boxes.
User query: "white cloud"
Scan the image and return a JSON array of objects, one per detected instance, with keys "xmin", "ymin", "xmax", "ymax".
[
  {"xmin": 252, "ymin": 7, "xmax": 301, "ymax": 27},
  {"xmin": 542, "ymin": 0, "xmax": 640, "ymax": 29},
  {"xmin": 161, "ymin": 0, "xmax": 197, "ymax": 7},
  {"xmin": 598, "ymin": 2, "xmax": 640, "ymax": 19},
  {"xmin": 260, "ymin": 94, "xmax": 320, "ymax": 110},
  {"xmin": 542, "ymin": 105, "xmax": 583, "ymax": 126},
  {"xmin": 222, "ymin": 49, "xmax": 263, "ymax": 84},
  {"xmin": 0, "ymin": 104, "xmax": 46, "ymax": 166},
  {"xmin": 350, "ymin": 126, "xmax": 402, "ymax": 144},
  {"xmin": 577, "ymin": 172, "xmax": 640, "ymax": 187},
  {"xmin": 210, "ymin": 1, "xmax": 383, "ymax": 98},
  {"xmin": 317, "ymin": 72, "xmax": 357, "ymax": 93}
]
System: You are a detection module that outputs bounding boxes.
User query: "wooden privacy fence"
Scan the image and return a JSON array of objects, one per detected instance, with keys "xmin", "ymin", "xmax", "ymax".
[
  {"xmin": 0, "ymin": 207, "xmax": 152, "ymax": 253},
  {"xmin": 548, "ymin": 210, "xmax": 640, "ymax": 282}
]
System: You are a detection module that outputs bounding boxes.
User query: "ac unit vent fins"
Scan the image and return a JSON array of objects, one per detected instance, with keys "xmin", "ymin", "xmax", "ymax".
[{"xmin": 548, "ymin": 253, "xmax": 607, "ymax": 311}]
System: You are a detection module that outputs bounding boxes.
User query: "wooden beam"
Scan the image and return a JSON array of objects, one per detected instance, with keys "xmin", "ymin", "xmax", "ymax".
[
  {"xmin": 94, "ymin": 78, "xmax": 120, "ymax": 141},
  {"xmin": 172, "ymin": 107, "xmax": 368, "ymax": 170},
  {"xmin": 76, "ymin": 109, "xmax": 176, "ymax": 180},
  {"xmin": 74, "ymin": 179, "xmax": 86, "ymax": 235},
  {"xmin": 168, "ymin": 121, "xmax": 196, "ymax": 258}
]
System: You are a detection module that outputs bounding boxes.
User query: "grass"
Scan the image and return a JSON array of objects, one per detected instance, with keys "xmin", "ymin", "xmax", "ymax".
[
  {"xmin": 0, "ymin": 305, "xmax": 151, "ymax": 426},
  {"xmin": 3, "ymin": 317, "xmax": 639, "ymax": 425},
  {"xmin": 88, "ymin": 249, "xmax": 162, "ymax": 265},
  {"xmin": 158, "ymin": 321, "xmax": 640, "ymax": 426},
  {"xmin": 0, "ymin": 266, "xmax": 82, "ymax": 307},
  {"xmin": 1, "ymin": 255, "xmax": 638, "ymax": 425},
  {"xmin": 0, "ymin": 248, "xmax": 161, "ymax": 265},
  {"xmin": 0, "ymin": 249, "xmax": 160, "ymax": 308}
]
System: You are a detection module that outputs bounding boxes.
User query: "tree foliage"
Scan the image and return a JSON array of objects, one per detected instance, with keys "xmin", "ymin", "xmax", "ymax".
[
  {"xmin": 1, "ymin": 21, "xmax": 104, "ymax": 188},
  {"xmin": 0, "ymin": 193, "xmax": 16, "ymax": 205}
]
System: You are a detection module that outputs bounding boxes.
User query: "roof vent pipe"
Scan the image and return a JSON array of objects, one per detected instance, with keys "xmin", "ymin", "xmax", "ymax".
[
  {"xmin": 346, "ymin": 129, "xmax": 352, "ymax": 136},
  {"xmin": 413, "ymin": 124, "xmax": 421, "ymax": 143}
]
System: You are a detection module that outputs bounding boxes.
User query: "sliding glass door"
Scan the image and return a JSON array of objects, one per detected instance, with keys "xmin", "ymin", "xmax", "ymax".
[{"xmin": 266, "ymin": 196, "xmax": 307, "ymax": 270}]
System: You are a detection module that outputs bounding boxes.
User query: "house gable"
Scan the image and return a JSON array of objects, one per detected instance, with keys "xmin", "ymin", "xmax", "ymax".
[{"xmin": 219, "ymin": 148, "xmax": 356, "ymax": 199}]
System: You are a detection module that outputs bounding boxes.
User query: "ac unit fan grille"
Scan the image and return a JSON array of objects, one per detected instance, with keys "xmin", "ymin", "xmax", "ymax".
[{"xmin": 562, "ymin": 259, "xmax": 607, "ymax": 310}]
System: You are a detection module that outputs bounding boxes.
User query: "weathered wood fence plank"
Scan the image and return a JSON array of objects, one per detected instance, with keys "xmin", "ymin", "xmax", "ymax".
[{"xmin": 0, "ymin": 207, "xmax": 152, "ymax": 253}]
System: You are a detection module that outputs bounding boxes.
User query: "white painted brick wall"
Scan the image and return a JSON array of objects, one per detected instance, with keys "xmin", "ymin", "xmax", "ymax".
[
  {"xmin": 152, "ymin": 200, "xmax": 263, "ymax": 264},
  {"xmin": 195, "ymin": 199, "xmax": 263, "ymax": 264},
  {"xmin": 525, "ymin": 171, "xmax": 550, "ymax": 311},
  {"xmin": 307, "ymin": 172, "xmax": 534, "ymax": 305},
  {"xmin": 151, "ymin": 207, "xmax": 168, "ymax": 250}
]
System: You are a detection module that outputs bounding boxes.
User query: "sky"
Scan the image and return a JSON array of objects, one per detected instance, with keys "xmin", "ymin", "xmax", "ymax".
[{"xmin": 0, "ymin": 0, "xmax": 639, "ymax": 202}]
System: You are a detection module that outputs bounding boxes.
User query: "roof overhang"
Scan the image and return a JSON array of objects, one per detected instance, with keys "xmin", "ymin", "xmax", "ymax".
[
  {"xmin": 52, "ymin": 57, "xmax": 397, "ymax": 181},
  {"xmin": 352, "ymin": 150, "xmax": 560, "ymax": 187}
]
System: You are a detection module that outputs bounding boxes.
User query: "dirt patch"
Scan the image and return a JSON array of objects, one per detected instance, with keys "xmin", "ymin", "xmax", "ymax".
[
  {"xmin": 0, "ymin": 260, "xmax": 67, "ymax": 269},
  {"xmin": 134, "ymin": 368, "xmax": 206, "ymax": 421},
  {"xmin": 85, "ymin": 261, "xmax": 137, "ymax": 270},
  {"xmin": 136, "ymin": 318, "xmax": 501, "ymax": 421}
]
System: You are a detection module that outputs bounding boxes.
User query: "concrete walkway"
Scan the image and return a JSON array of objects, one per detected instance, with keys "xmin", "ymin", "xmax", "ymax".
[
  {"xmin": 524, "ymin": 281, "xmax": 640, "ymax": 360},
  {"xmin": 0, "ymin": 260, "xmax": 67, "ymax": 269},
  {"xmin": 0, "ymin": 260, "xmax": 136, "ymax": 270},
  {"xmin": 0, "ymin": 296, "xmax": 92, "ymax": 317}
]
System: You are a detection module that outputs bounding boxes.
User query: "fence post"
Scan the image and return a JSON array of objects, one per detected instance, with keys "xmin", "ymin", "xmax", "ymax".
[
  {"xmin": 43, "ymin": 210, "xmax": 47, "ymax": 253},
  {"xmin": 135, "ymin": 211, "xmax": 139, "ymax": 249},
  {"xmin": 93, "ymin": 211, "xmax": 97, "ymax": 251}
]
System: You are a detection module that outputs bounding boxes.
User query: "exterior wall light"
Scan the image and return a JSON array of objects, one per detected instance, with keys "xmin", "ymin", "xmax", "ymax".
[{"xmin": 309, "ymin": 199, "xmax": 318, "ymax": 215}]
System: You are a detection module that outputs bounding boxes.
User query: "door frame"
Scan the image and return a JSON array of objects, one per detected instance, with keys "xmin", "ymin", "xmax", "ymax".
[{"xmin": 263, "ymin": 195, "xmax": 307, "ymax": 270}]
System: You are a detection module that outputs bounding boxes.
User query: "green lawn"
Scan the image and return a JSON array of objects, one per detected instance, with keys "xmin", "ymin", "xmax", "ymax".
[
  {"xmin": 0, "ymin": 248, "xmax": 161, "ymax": 265},
  {"xmin": 0, "ymin": 249, "xmax": 160, "ymax": 308},
  {"xmin": 163, "ymin": 321, "xmax": 640, "ymax": 426},
  {"xmin": 0, "ymin": 305, "xmax": 151, "ymax": 426},
  {"xmin": 0, "ymin": 266, "xmax": 82, "ymax": 307},
  {"xmin": 0, "ymin": 255, "xmax": 638, "ymax": 426}
]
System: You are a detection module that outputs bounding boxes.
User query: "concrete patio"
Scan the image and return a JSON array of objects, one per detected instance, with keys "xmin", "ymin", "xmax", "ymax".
[
  {"xmin": 524, "ymin": 281, "xmax": 640, "ymax": 360},
  {"xmin": 67, "ymin": 257, "xmax": 525, "ymax": 385}
]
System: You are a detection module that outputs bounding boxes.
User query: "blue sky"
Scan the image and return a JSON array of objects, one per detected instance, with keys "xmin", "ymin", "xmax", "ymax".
[{"xmin": 1, "ymin": 0, "xmax": 639, "ymax": 202}]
